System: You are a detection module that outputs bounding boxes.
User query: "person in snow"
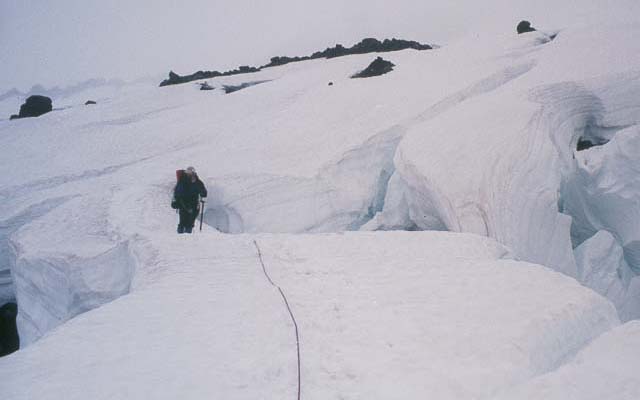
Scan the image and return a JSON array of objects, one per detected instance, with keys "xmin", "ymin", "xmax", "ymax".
[{"xmin": 173, "ymin": 166, "xmax": 207, "ymax": 234}]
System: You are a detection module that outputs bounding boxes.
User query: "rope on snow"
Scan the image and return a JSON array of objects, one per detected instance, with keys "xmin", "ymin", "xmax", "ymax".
[{"xmin": 253, "ymin": 240, "xmax": 302, "ymax": 400}]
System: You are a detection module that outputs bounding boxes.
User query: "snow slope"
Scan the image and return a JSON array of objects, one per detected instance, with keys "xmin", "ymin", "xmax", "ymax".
[{"xmin": 0, "ymin": 231, "xmax": 621, "ymax": 400}]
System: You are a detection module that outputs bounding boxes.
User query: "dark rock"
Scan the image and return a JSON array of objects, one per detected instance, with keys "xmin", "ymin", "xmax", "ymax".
[
  {"xmin": 577, "ymin": 137, "xmax": 609, "ymax": 151},
  {"xmin": 319, "ymin": 43, "xmax": 349, "ymax": 59},
  {"xmin": 198, "ymin": 82, "xmax": 214, "ymax": 91},
  {"xmin": 0, "ymin": 302, "xmax": 19, "ymax": 357},
  {"xmin": 517, "ymin": 20, "xmax": 537, "ymax": 34},
  {"xmin": 160, "ymin": 70, "xmax": 220, "ymax": 87},
  {"xmin": 328, "ymin": 82, "xmax": 334, "ymax": 86},
  {"xmin": 316, "ymin": 38, "xmax": 431, "ymax": 60},
  {"xmin": 268, "ymin": 55, "xmax": 305, "ymax": 67},
  {"xmin": 160, "ymin": 37, "xmax": 433, "ymax": 87},
  {"xmin": 159, "ymin": 65, "xmax": 260, "ymax": 87},
  {"xmin": 351, "ymin": 38, "xmax": 385, "ymax": 54},
  {"xmin": 227, "ymin": 66, "xmax": 260, "ymax": 75},
  {"xmin": 11, "ymin": 95, "xmax": 53, "ymax": 119},
  {"xmin": 85, "ymin": 100, "xmax": 97, "ymax": 105},
  {"xmin": 577, "ymin": 138, "xmax": 594, "ymax": 151},
  {"xmin": 352, "ymin": 57, "xmax": 396, "ymax": 78}
]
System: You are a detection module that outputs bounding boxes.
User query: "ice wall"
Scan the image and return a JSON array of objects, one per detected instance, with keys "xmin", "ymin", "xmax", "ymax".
[
  {"xmin": 9, "ymin": 196, "xmax": 136, "ymax": 345},
  {"xmin": 362, "ymin": 28, "xmax": 640, "ymax": 318}
]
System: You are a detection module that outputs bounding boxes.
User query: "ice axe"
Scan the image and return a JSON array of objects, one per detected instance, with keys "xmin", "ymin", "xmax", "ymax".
[{"xmin": 199, "ymin": 199, "xmax": 205, "ymax": 232}]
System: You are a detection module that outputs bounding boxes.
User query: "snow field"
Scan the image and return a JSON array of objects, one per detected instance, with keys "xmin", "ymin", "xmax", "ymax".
[{"xmin": 0, "ymin": 19, "xmax": 639, "ymax": 399}]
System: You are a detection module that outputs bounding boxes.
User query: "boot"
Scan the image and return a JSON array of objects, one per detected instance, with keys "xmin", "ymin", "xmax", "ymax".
[{"xmin": 177, "ymin": 225, "xmax": 185, "ymax": 234}]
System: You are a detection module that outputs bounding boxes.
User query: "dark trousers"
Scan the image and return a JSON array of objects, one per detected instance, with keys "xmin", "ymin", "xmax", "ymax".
[{"xmin": 178, "ymin": 206, "xmax": 199, "ymax": 232}]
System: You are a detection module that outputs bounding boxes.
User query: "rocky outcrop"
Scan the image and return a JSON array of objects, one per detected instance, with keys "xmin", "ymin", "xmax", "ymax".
[
  {"xmin": 85, "ymin": 100, "xmax": 97, "ymax": 105},
  {"xmin": 0, "ymin": 302, "xmax": 19, "ymax": 357},
  {"xmin": 160, "ymin": 38, "xmax": 432, "ymax": 87},
  {"xmin": 352, "ymin": 57, "xmax": 395, "ymax": 78},
  {"xmin": 198, "ymin": 82, "xmax": 214, "ymax": 91},
  {"xmin": 159, "ymin": 66, "xmax": 260, "ymax": 87},
  {"xmin": 10, "ymin": 95, "xmax": 53, "ymax": 119},
  {"xmin": 264, "ymin": 38, "xmax": 431, "ymax": 67}
]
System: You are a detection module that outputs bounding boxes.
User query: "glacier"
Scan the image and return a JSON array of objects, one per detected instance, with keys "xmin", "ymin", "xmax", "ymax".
[{"xmin": 1, "ymin": 19, "xmax": 640, "ymax": 399}]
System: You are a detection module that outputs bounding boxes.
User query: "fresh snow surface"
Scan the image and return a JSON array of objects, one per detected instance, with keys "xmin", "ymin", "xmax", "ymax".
[{"xmin": 0, "ymin": 231, "xmax": 620, "ymax": 400}]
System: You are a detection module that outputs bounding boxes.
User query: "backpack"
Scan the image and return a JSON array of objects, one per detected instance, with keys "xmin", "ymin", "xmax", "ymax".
[{"xmin": 171, "ymin": 170, "xmax": 186, "ymax": 209}]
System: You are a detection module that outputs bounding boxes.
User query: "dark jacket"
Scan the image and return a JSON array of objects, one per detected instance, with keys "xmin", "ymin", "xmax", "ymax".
[{"xmin": 174, "ymin": 175, "xmax": 207, "ymax": 210}]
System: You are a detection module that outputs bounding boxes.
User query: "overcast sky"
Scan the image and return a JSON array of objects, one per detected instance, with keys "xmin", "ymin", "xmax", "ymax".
[{"xmin": 1, "ymin": 0, "xmax": 638, "ymax": 91}]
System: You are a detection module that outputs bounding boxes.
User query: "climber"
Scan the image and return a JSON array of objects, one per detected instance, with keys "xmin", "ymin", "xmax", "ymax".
[{"xmin": 172, "ymin": 166, "xmax": 207, "ymax": 234}]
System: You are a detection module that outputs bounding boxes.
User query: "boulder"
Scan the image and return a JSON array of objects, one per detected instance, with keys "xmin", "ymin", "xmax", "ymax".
[
  {"xmin": 352, "ymin": 57, "xmax": 396, "ymax": 78},
  {"xmin": 517, "ymin": 20, "xmax": 537, "ymax": 34},
  {"xmin": 11, "ymin": 95, "xmax": 53, "ymax": 119},
  {"xmin": 85, "ymin": 100, "xmax": 97, "ymax": 105}
]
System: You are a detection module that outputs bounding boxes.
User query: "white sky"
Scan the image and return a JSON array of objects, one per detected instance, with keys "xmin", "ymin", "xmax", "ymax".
[{"xmin": 1, "ymin": 0, "xmax": 638, "ymax": 91}]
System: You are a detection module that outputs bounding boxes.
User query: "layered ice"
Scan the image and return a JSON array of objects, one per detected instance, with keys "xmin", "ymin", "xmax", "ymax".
[
  {"xmin": 574, "ymin": 230, "xmax": 640, "ymax": 321},
  {"xmin": 10, "ymin": 195, "xmax": 136, "ymax": 345},
  {"xmin": 205, "ymin": 126, "xmax": 403, "ymax": 233},
  {"xmin": 364, "ymin": 26, "xmax": 640, "ymax": 309}
]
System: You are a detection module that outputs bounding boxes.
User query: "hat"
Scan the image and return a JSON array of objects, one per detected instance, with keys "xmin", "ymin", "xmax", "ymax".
[{"xmin": 185, "ymin": 166, "xmax": 196, "ymax": 174}]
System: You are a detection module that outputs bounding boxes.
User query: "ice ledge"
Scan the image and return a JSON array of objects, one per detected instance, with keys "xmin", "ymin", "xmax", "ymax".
[
  {"xmin": 13, "ymin": 240, "xmax": 135, "ymax": 346},
  {"xmin": 7, "ymin": 196, "xmax": 138, "ymax": 346}
]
